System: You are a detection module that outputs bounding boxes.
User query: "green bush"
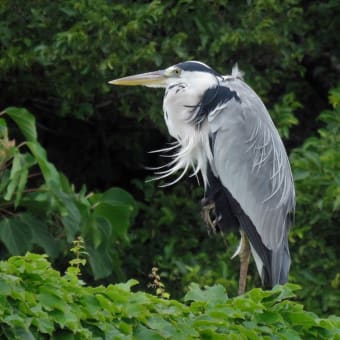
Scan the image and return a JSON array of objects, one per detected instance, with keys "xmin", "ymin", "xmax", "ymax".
[
  {"xmin": 289, "ymin": 88, "xmax": 340, "ymax": 315},
  {"xmin": 0, "ymin": 0, "xmax": 339, "ymax": 320},
  {"xmin": 0, "ymin": 107, "xmax": 137, "ymax": 280},
  {"xmin": 0, "ymin": 253, "xmax": 339, "ymax": 339}
]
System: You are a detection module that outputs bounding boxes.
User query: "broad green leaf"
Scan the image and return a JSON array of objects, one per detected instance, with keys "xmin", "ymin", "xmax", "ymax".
[
  {"xmin": 5, "ymin": 107, "xmax": 37, "ymax": 141},
  {"xmin": 0, "ymin": 280, "xmax": 12, "ymax": 295},
  {"xmin": 255, "ymin": 310, "xmax": 284, "ymax": 324},
  {"xmin": 9, "ymin": 152, "xmax": 23, "ymax": 181},
  {"xmin": 246, "ymin": 288, "xmax": 276, "ymax": 303},
  {"xmin": 86, "ymin": 242, "xmax": 117, "ymax": 279},
  {"xmin": 15, "ymin": 168, "xmax": 28, "ymax": 208},
  {"xmin": 18, "ymin": 213, "xmax": 61, "ymax": 257},
  {"xmin": 286, "ymin": 311, "xmax": 318, "ymax": 327},
  {"xmin": 26, "ymin": 141, "xmax": 60, "ymax": 186},
  {"xmin": 293, "ymin": 170, "xmax": 310, "ymax": 181},
  {"xmin": 13, "ymin": 327, "xmax": 35, "ymax": 340},
  {"xmin": 0, "ymin": 217, "xmax": 32, "ymax": 254},
  {"xmin": 329, "ymin": 87, "xmax": 340, "ymax": 108},
  {"xmin": 88, "ymin": 215, "xmax": 112, "ymax": 248},
  {"xmin": 184, "ymin": 283, "xmax": 228, "ymax": 306},
  {"xmin": 90, "ymin": 187, "xmax": 137, "ymax": 217},
  {"xmin": 52, "ymin": 189, "xmax": 81, "ymax": 242},
  {"xmin": 115, "ymin": 279, "xmax": 139, "ymax": 291},
  {"xmin": 0, "ymin": 169, "xmax": 10, "ymax": 194},
  {"xmin": 93, "ymin": 202, "xmax": 131, "ymax": 239},
  {"xmin": 279, "ymin": 328, "xmax": 301, "ymax": 340},
  {"xmin": 4, "ymin": 152, "xmax": 21, "ymax": 201},
  {"xmin": 4, "ymin": 152, "xmax": 35, "ymax": 204},
  {"xmin": 134, "ymin": 325, "xmax": 163, "ymax": 340},
  {"xmin": 101, "ymin": 187, "xmax": 136, "ymax": 207},
  {"xmin": 146, "ymin": 316, "xmax": 178, "ymax": 338},
  {"xmin": 271, "ymin": 283, "xmax": 301, "ymax": 302},
  {"xmin": 33, "ymin": 317, "xmax": 54, "ymax": 335},
  {"xmin": 4, "ymin": 174, "xmax": 18, "ymax": 201}
]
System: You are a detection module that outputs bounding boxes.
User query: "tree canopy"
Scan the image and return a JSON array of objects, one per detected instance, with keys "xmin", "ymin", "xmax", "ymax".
[{"xmin": 0, "ymin": 0, "xmax": 339, "ymax": 326}]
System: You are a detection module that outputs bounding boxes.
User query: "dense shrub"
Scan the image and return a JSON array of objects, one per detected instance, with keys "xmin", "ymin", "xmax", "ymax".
[
  {"xmin": 0, "ymin": 0, "xmax": 339, "ymax": 318},
  {"xmin": 289, "ymin": 89, "xmax": 340, "ymax": 314},
  {"xmin": 0, "ymin": 107, "xmax": 136, "ymax": 280},
  {"xmin": 0, "ymin": 253, "xmax": 339, "ymax": 339}
]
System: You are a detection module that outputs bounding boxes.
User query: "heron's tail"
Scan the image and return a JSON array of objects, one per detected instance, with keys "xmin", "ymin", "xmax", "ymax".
[
  {"xmin": 250, "ymin": 237, "xmax": 290, "ymax": 288},
  {"xmin": 270, "ymin": 237, "xmax": 291, "ymax": 286}
]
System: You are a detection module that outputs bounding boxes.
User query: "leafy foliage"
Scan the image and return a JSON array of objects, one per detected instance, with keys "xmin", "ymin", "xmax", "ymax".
[
  {"xmin": 0, "ymin": 0, "xmax": 335, "ymax": 127},
  {"xmin": 289, "ymin": 89, "xmax": 340, "ymax": 314},
  {"xmin": 0, "ymin": 253, "xmax": 339, "ymax": 339},
  {"xmin": 270, "ymin": 93, "xmax": 300, "ymax": 139},
  {"xmin": 0, "ymin": 0, "xmax": 339, "ymax": 320},
  {"xmin": 127, "ymin": 180, "xmax": 242, "ymax": 299},
  {"xmin": 0, "ymin": 107, "xmax": 136, "ymax": 280}
]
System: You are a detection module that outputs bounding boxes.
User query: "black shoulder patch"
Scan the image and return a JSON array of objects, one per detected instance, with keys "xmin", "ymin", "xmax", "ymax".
[
  {"xmin": 190, "ymin": 85, "xmax": 241, "ymax": 126},
  {"xmin": 176, "ymin": 61, "xmax": 220, "ymax": 76}
]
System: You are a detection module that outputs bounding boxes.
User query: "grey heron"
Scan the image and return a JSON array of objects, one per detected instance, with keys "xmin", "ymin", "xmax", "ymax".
[{"xmin": 109, "ymin": 61, "xmax": 295, "ymax": 294}]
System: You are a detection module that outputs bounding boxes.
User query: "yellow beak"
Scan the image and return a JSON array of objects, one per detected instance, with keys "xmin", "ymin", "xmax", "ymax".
[{"xmin": 108, "ymin": 70, "xmax": 166, "ymax": 87}]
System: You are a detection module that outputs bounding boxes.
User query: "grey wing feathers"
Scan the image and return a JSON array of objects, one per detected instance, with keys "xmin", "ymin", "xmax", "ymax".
[{"xmin": 208, "ymin": 79, "xmax": 295, "ymax": 285}]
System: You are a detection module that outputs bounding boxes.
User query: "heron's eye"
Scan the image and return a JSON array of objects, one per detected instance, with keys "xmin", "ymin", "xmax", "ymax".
[{"xmin": 173, "ymin": 68, "xmax": 181, "ymax": 76}]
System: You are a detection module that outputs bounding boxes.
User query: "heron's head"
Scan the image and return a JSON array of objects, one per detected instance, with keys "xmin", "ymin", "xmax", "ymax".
[{"xmin": 109, "ymin": 61, "xmax": 221, "ymax": 90}]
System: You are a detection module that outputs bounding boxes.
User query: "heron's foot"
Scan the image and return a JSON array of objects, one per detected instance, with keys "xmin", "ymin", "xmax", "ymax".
[{"xmin": 201, "ymin": 199, "xmax": 217, "ymax": 234}]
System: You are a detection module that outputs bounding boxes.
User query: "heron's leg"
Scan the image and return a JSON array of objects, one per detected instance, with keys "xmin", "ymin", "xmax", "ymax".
[
  {"xmin": 201, "ymin": 198, "xmax": 216, "ymax": 234},
  {"xmin": 238, "ymin": 232, "xmax": 251, "ymax": 295}
]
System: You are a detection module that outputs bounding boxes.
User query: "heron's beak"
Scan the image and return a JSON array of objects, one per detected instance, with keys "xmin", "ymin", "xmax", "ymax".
[{"xmin": 108, "ymin": 70, "xmax": 166, "ymax": 87}]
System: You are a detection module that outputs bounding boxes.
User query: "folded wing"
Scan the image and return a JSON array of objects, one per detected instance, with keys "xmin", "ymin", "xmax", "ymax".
[{"xmin": 208, "ymin": 79, "xmax": 295, "ymax": 286}]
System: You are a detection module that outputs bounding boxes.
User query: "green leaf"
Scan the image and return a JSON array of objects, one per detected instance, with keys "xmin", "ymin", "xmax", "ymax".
[
  {"xmin": 93, "ymin": 202, "xmax": 131, "ymax": 239},
  {"xmin": 0, "ymin": 118, "xmax": 7, "ymax": 137},
  {"xmin": 26, "ymin": 141, "xmax": 60, "ymax": 186},
  {"xmin": 19, "ymin": 213, "xmax": 61, "ymax": 257},
  {"xmin": 0, "ymin": 280, "xmax": 12, "ymax": 295},
  {"xmin": 33, "ymin": 317, "xmax": 54, "ymax": 335},
  {"xmin": 255, "ymin": 310, "xmax": 284, "ymax": 324},
  {"xmin": 4, "ymin": 152, "xmax": 34, "ymax": 205},
  {"xmin": 13, "ymin": 327, "xmax": 35, "ymax": 340},
  {"xmin": 0, "ymin": 213, "xmax": 61, "ymax": 257},
  {"xmin": 86, "ymin": 242, "xmax": 117, "ymax": 279},
  {"xmin": 115, "ymin": 279, "xmax": 139, "ymax": 291},
  {"xmin": 272, "ymin": 283, "xmax": 301, "ymax": 302},
  {"xmin": 4, "ymin": 152, "xmax": 21, "ymax": 201},
  {"xmin": 279, "ymin": 328, "xmax": 301, "ymax": 340},
  {"xmin": 134, "ymin": 325, "xmax": 164, "ymax": 340},
  {"xmin": 0, "ymin": 217, "xmax": 32, "ymax": 254},
  {"xmin": 91, "ymin": 187, "xmax": 136, "ymax": 214},
  {"xmin": 286, "ymin": 311, "xmax": 318, "ymax": 327},
  {"xmin": 88, "ymin": 215, "xmax": 112, "ymax": 249},
  {"xmin": 39, "ymin": 292, "xmax": 68, "ymax": 312},
  {"xmin": 51, "ymin": 188, "xmax": 81, "ymax": 242},
  {"xmin": 293, "ymin": 170, "xmax": 310, "ymax": 181},
  {"xmin": 5, "ymin": 107, "xmax": 37, "ymax": 141},
  {"xmin": 184, "ymin": 283, "xmax": 228, "ymax": 306},
  {"xmin": 146, "ymin": 316, "xmax": 178, "ymax": 338},
  {"xmin": 101, "ymin": 187, "xmax": 136, "ymax": 207},
  {"xmin": 329, "ymin": 87, "xmax": 340, "ymax": 108},
  {"xmin": 14, "ymin": 168, "xmax": 28, "ymax": 208}
]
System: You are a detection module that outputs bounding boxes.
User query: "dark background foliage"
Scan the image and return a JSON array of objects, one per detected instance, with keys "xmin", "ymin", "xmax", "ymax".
[{"xmin": 0, "ymin": 0, "xmax": 339, "ymax": 316}]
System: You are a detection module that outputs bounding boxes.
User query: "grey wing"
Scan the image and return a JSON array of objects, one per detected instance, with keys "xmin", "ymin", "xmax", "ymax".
[{"xmin": 208, "ymin": 80, "xmax": 295, "ymax": 286}]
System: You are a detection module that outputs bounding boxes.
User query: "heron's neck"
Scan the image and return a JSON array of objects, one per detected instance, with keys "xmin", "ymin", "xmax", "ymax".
[{"xmin": 161, "ymin": 85, "xmax": 213, "ymax": 187}]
